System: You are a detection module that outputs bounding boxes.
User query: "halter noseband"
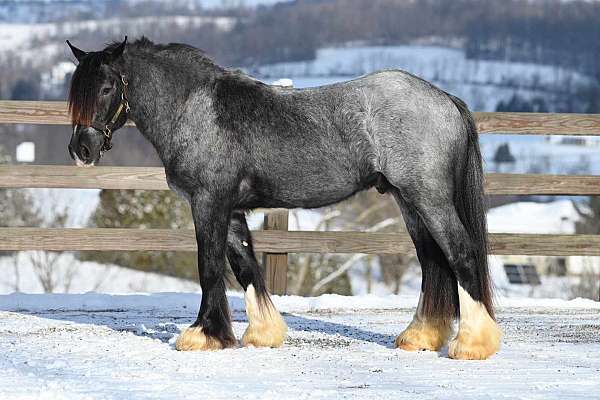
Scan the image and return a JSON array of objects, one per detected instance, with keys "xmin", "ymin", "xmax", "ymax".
[{"xmin": 92, "ymin": 74, "xmax": 130, "ymax": 152}]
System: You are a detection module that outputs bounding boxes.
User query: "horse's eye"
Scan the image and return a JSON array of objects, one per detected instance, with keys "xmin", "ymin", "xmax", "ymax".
[{"xmin": 101, "ymin": 87, "xmax": 112, "ymax": 95}]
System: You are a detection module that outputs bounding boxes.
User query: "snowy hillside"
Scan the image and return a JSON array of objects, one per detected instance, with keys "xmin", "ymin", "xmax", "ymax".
[
  {"xmin": 0, "ymin": 0, "xmax": 290, "ymax": 23},
  {"xmin": 255, "ymin": 45, "xmax": 589, "ymax": 111},
  {"xmin": 0, "ymin": 15, "xmax": 234, "ymax": 68}
]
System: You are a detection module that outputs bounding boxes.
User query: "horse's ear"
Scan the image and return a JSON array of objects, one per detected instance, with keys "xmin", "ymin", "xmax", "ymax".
[
  {"xmin": 66, "ymin": 40, "xmax": 87, "ymax": 62},
  {"xmin": 108, "ymin": 36, "xmax": 127, "ymax": 62}
]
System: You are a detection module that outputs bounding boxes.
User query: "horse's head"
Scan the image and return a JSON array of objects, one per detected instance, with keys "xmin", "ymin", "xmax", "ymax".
[{"xmin": 66, "ymin": 37, "xmax": 129, "ymax": 166}]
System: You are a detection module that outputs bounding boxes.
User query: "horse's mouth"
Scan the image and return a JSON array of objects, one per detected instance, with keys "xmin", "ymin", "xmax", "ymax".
[{"xmin": 74, "ymin": 157, "xmax": 95, "ymax": 168}]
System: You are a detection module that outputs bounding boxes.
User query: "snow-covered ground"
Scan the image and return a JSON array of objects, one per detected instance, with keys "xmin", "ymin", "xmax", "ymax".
[{"xmin": 0, "ymin": 292, "xmax": 598, "ymax": 399}]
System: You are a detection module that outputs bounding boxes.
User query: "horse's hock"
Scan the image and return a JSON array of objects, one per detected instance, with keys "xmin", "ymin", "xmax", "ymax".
[{"xmin": 2, "ymin": 101, "xmax": 600, "ymax": 294}]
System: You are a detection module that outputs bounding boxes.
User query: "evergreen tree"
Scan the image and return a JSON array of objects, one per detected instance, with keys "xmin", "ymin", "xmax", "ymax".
[
  {"xmin": 10, "ymin": 78, "xmax": 40, "ymax": 100},
  {"xmin": 80, "ymin": 189, "xmax": 198, "ymax": 280}
]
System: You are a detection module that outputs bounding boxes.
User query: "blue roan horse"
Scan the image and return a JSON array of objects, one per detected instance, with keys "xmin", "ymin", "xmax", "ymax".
[{"xmin": 66, "ymin": 37, "xmax": 501, "ymax": 360}]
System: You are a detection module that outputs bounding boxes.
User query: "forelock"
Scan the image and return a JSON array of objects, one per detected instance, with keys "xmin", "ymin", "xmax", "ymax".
[{"xmin": 68, "ymin": 52, "xmax": 105, "ymax": 126}]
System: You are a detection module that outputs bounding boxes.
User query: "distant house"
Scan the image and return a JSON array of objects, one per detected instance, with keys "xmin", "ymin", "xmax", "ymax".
[{"xmin": 546, "ymin": 135, "xmax": 600, "ymax": 147}]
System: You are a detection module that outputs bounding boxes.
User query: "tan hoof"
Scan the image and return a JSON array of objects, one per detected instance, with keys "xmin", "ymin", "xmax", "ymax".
[
  {"xmin": 242, "ymin": 284, "xmax": 287, "ymax": 348},
  {"xmin": 175, "ymin": 326, "xmax": 233, "ymax": 351},
  {"xmin": 395, "ymin": 318, "xmax": 452, "ymax": 352},
  {"xmin": 449, "ymin": 286, "xmax": 502, "ymax": 360},
  {"xmin": 448, "ymin": 320, "xmax": 501, "ymax": 360}
]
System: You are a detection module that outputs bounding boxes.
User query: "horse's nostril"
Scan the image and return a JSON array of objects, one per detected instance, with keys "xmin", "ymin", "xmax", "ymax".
[{"xmin": 80, "ymin": 144, "xmax": 91, "ymax": 160}]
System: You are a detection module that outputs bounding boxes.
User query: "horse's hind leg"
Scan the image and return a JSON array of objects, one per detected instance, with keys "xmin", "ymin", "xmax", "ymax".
[
  {"xmin": 226, "ymin": 210, "xmax": 287, "ymax": 348},
  {"xmin": 392, "ymin": 191, "xmax": 455, "ymax": 352},
  {"xmin": 397, "ymin": 187, "xmax": 501, "ymax": 360}
]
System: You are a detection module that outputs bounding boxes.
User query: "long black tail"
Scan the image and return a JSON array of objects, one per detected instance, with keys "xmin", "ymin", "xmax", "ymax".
[{"xmin": 448, "ymin": 94, "xmax": 495, "ymax": 319}]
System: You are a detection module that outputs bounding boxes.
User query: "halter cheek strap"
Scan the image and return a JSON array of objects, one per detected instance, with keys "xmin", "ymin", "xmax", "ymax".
[{"xmin": 93, "ymin": 74, "xmax": 130, "ymax": 151}]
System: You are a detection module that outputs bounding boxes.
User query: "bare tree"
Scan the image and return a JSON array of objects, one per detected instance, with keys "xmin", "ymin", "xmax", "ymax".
[
  {"xmin": 28, "ymin": 192, "xmax": 77, "ymax": 293},
  {"xmin": 287, "ymin": 189, "xmax": 413, "ymax": 296},
  {"xmin": 570, "ymin": 267, "xmax": 600, "ymax": 301}
]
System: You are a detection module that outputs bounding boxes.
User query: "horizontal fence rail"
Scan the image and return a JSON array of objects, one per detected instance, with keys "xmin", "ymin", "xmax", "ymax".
[
  {"xmin": 2, "ymin": 100, "xmax": 600, "ymax": 294},
  {"xmin": 0, "ymin": 101, "xmax": 135, "ymax": 127},
  {"xmin": 0, "ymin": 165, "xmax": 169, "ymax": 190},
  {"xmin": 2, "ymin": 228, "xmax": 600, "ymax": 256},
  {"xmin": 3, "ymin": 101, "xmax": 600, "ymax": 135},
  {"xmin": 2, "ymin": 166, "xmax": 600, "ymax": 195}
]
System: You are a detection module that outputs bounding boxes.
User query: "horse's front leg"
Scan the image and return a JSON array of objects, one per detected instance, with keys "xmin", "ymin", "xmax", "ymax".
[{"xmin": 175, "ymin": 190, "xmax": 236, "ymax": 351}]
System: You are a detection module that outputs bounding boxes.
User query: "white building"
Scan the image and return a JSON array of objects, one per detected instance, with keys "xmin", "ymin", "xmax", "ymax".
[{"xmin": 487, "ymin": 200, "xmax": 600, "ymax": 276}]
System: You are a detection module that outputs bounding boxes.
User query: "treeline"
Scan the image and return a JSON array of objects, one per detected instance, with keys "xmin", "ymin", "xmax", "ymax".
[
  {"xmin": 5, "ymin": 0, "xmax": 600, "ymax": 101},
  {"xmin": 36, "ymin": 0, "xmax": 600, "ymax": 71},
  {"xmin": 464, "ymin": 0, "xmax": 600, "ymax": 81},
  {"xmin": 216, "ymin": 0, "xmax": 600, "ymax": 76}
]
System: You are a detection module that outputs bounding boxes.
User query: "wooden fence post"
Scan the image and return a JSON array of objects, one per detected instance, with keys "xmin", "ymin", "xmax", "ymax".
[{"xmin": 262, "ymin": 209, "xmax": 289, "ymax": 295}]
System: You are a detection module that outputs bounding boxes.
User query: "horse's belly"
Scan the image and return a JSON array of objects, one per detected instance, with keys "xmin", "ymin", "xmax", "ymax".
[{"xmin": 259, "ymin": 173, "xmax": 363, "ymax": 209}]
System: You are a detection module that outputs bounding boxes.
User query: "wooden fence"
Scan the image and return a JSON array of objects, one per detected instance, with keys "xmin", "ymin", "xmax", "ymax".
[{"xmin": 2, "ymin": 101, "xmax": 600, "ymax": 294}]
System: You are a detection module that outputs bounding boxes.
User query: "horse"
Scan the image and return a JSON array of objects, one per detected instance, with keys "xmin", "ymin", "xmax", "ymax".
[{"xmin": 66, "ymin": 37, "xmax": 501, "ymax": 360}]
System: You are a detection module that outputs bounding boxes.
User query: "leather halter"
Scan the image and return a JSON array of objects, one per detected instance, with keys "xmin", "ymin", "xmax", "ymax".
[{"xmin": 92, "ymin": 74, "xmax": 130, "ymax": 152}]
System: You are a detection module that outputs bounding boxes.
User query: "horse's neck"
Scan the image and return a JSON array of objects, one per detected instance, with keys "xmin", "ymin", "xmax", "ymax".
[{"xmin": 122, "ymin": 53, "xmax": 216, "ymax": 163}]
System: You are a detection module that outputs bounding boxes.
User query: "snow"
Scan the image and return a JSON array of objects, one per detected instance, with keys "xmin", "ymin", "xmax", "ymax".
[
  {"xmin": 201, "ymin": 0, "xmax": 292, "ymax": 8},
  {"xmin": 1, "ymin": 291, "xmax": 599, "ymax": 314},
  {"xmin": 15, "ymin": 142, "xmax": 35, "ymax": 163},
  {"xmin": 254, "ymin": 45, "xmax": 590, "ymax": 111},
  {"xmin": 256, "ymin": 45, "xmax": 589, "ymax": 88},
  {"xmin": 0, "ymin": 15, "xmax": 235, "ymax": 66},
  {"xmin": 28, "ymin": 188, "xmax": 100, "ymax": 228},
  {"xmin": 271, "ymin": 78, "xmax": 293, "ymax": 87},
  {"xmin": 0, "ymin": 253, "xmax": 199, "ymax": 295},
  {"xmin": 480, "ymin": 134, "xmax": 600, "ymax": 175},
  {"xmin": 0, "ymin": 292, "xmax": 599, "ymax": 399},
  {"xmin": 487, "ymin": 200, "xmax": 579, "ymax": 234}
]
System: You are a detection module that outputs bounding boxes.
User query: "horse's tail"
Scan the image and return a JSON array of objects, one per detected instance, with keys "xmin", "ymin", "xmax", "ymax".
[{"xmin": 448, "ymin": 94, "xmax": 495, "ymax": 319}]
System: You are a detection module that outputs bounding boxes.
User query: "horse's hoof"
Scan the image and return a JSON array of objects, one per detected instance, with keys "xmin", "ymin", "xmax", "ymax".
[
  {"xmin": 242, "ymin": 285, "xmax": 288, "ymax": 348},
  {"xmin": 242, "ymin": 315, "xmax": 287, "ymax": 348},
  {"xmin": 448, "ymin": 321, "xmax": 501, "ymax": 360},
  {"xmin": 395, "ymin": 319, "xmax": 452, "ymax": 352},
  {"xmin": 175, "ymin": 327, "xmax": 233, "ymax": 351}
]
